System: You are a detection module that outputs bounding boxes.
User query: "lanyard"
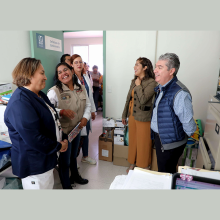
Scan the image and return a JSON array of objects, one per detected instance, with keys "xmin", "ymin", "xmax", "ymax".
[
  {"xmin": 44, "ymin": 101, "xmax": 62, "ymax": 131},
  {"xmin": 39, "ymin": 96, "xmax": 63, "ymax": 142},
  {"xmin": 80, "ymin": 76, "xmax": 85, "ymax": 85},
  {"xmin": 44, "ymin": 101, "xmax": 63, "ymax": 142}
]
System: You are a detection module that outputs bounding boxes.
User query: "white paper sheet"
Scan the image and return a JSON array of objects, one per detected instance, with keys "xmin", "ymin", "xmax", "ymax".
[
  {"xmin": 102, "ymin": 149, "xmax": 109, "ymax": 157},
  {"xmin": 122, "ymin": 169, "xmax": 172, "ymax": 189},
  {"xmin": 109, "ymin": 175, "xmax": 128, "ymax": 189}
]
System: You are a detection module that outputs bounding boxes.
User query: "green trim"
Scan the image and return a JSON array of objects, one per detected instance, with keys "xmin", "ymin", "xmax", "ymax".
[
  {"xmin": 63, "ymin": 30, "xmax": 87, "ymax": 32},
  {"xmin": 29, "ymin": 31, "xmax": 35, "ymax": 58},
  {"xmin": 103, "ymin": 31, "xmax": 106, "ymax": 118}
]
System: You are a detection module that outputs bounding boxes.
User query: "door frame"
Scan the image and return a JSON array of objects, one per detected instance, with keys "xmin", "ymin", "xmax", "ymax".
[{"xmin": 63, "ymin": 30, "xmax": 106, "ymax": 117}]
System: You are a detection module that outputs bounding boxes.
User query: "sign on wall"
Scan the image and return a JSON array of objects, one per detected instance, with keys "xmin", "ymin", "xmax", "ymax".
[
  {"xmin": 45, "ymin": 36, "xmax": 62, "ymax": 52},
  {"xmin": 36, "ymin": 33, "xmax": 62, "ymax": 52},
  {"xmin": 36, "ymin": 33, "xmax": 45, "ymax": 49}
]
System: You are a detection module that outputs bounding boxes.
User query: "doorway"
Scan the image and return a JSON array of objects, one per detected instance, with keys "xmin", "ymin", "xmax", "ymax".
[
  {"xmin": 63, "ymin": 30, "xmax": 106, "ymax": 118},
  {"xmin": 63, "ymin": 31, "xmax": 105, "ymax": 170}
]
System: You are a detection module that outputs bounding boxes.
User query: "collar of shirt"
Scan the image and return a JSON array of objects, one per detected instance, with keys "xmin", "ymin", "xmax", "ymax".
[{"xmin": 159, "ymin": 78, "xmax": 173, "ymax": 91}]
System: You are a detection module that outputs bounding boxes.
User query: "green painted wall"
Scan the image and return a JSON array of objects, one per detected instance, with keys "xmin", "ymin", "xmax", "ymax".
[{"xmin": 30, "ymin": 31, "xmax": 64, "ymax": 93}]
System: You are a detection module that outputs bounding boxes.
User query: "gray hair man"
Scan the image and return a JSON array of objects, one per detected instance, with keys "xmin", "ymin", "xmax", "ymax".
[{"xmin": 151, "ymin": 53, "xmax": 197, "ymax": 174}]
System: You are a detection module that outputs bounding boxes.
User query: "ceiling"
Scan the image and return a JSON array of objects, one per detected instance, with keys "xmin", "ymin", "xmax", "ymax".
[{"xmin": 63, "ymin": 31, "xmax": 103, "ymax": 39}]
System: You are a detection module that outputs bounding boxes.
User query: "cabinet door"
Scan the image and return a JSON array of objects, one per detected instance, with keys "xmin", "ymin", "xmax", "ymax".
[
  {"xmin": 196, "ymin": 137, "xmax": 212, "ymax": 170},
  {"xmin": 204, "ymin": 103, "xmax": 220, "ymax": 162}
]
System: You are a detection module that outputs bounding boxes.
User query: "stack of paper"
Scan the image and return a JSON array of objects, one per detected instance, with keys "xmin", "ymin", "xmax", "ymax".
[
  {"xmin": 110, "ymin": 168, "xmax": 172, "ymax": 189},
  {"xmin": 178, "ymin": 166, "xmax": 220, "ymax": 180}
]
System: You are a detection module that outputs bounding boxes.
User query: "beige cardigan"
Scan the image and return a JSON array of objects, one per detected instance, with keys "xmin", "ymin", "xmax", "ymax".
[{"xmin": 122, "ymin": 77, "xmax": 158, "ymax": 122}]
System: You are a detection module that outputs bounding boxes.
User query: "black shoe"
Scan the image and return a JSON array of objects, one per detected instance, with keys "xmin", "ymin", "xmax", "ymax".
[{"xmin": 73, "ymin": 175, "xmax": 89, "ymax": 185}]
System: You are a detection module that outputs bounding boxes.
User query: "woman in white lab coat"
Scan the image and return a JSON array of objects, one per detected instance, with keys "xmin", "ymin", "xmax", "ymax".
[{"xmin": 70, "ymin": 54, "xmax": 97, "ymax": 165}]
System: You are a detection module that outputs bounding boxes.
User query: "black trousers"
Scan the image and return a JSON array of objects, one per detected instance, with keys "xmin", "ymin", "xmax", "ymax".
[
  {"xmin": 154, "ymin": 133, "xmax": 186, "ymax": 174},
  {"xmin": 93, "ymin": 86, "xmax": 99, "ymax": 111}
]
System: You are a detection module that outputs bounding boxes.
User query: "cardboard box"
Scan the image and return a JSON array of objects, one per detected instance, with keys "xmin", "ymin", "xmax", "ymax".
[
  {"xmin": 103, "ymin": 118, "xmax": 115, "ymax": 127},
  {"xmin": 113, "ymin": 144, "xmax": 130, "ymax": 167},
  {"xmin": 114, "ymin": 127, "xmax": 124, "ymax": 135},
  {"xmin": 114, "ymin": 134, "xmax": 124, "ymax": 145},
  {"xmin": 99, "ymin": 130, "xmax": 114, "ymax": 162},
  {"xmin": 115, "ymin": 119, "xmax": 124, "ymax": 128}
]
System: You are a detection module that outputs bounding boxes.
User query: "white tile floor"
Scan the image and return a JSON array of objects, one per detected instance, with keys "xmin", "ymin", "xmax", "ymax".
[{"xmin": 53, "ymin": 110, "xmax": 127, "ymax": 189}]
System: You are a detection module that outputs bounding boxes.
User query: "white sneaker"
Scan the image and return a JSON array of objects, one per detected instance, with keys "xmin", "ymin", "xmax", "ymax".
[{"xmin": 81, "ymin": 156, "xmax": 97, "ymax": 165}]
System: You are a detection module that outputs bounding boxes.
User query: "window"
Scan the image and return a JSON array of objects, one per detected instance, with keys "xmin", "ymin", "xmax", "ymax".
[
  {"xmin": 72, "ymin": 46, "xmax": 88, "ymax": 63},
  {"xmin": 72, "ymin": 44, "xmax": 103, "ymax": 74}
]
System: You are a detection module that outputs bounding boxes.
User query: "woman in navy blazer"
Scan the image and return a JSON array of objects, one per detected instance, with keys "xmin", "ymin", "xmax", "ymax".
[{"xmin": 4, "ymin": 58, "xmax": 68, "ymax": 189}]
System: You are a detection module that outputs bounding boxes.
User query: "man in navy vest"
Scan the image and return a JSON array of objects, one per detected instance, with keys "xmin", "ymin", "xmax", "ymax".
[{"xmin": 151, "ymin": 53, "xmax": 197, "ymax": 174}]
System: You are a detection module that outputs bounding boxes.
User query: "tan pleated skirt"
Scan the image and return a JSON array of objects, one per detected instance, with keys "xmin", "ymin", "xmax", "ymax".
[{"xmin": 128, "ymin": 89, "xmax": 152, "ymax": 168}]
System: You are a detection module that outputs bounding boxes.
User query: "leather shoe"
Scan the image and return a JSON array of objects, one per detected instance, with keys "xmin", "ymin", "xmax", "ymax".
[{"xmin": 71, "ymin": 175, "xmax": 89, "ymax": 185}]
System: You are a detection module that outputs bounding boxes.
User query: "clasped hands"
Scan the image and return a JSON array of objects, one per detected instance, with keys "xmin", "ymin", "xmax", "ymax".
[
  {"xmin": 60, "ymin": 139, "xmax": 68, "ymax": 152},
  {"xmin": 135, "ymin": 76, "xmax": 142, "ymax": 86}
]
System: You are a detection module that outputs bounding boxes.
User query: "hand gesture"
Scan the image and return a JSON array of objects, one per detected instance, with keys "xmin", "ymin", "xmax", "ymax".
[
  {"xmin": 60, "ymin": 139, "xmax": 68, "ymax": 152},
  {"xmin": 135, "ymin": 77, "xmax": 141, "ymax": 86},
  {"xmin": 122, "ymin": 119, "xmax": 127, "ymax": 125},
  {"xmin": 78, "ymin": 118, "xmax": 88, "ymax": 129},
  {"xmin": 61, "ymin": 109, "xmax": 76, "ymax": 120},
  {"xmin": 91, "ymin": 112, "xmax": 96, "ymax": 121}
]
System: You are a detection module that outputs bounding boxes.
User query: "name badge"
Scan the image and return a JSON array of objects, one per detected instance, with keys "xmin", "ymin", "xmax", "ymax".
[{"xmin": 61, "ymin": 95, "xmax": 70, "ymax": 100}]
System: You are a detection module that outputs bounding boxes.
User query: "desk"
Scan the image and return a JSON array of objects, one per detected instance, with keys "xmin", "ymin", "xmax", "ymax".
[{"xmin": 0, "ymin": 162, "xmax": 17, "ymax": 178}]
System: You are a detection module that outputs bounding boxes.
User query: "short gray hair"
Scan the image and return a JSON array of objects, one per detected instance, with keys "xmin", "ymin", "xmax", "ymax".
[{"xmin": 158, "ymin": 53, "xmax": 180, "ymax": 76}]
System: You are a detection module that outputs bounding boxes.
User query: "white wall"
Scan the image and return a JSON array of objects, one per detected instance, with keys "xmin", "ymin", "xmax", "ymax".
[
  {"xmin": 156, "ymin": 31, "xmax": 220, "ymax": 126},
  {"xmin": 106, "ymin": 31, "xmax": 157, "ymax": 118},
  {"xmin": 64, "ymin": 37, "xmax": 103, "ymax": 55},
  {"xmin": 1, "ymin": 31, "xmax": 219, "ymax": 128},
  {"xmin": 106, "ymin": 31, "xmax": 220, "ymax": 127},
  {"xmin": 0, "ymin": 31, "xmax": 31, "ymax": 91}
]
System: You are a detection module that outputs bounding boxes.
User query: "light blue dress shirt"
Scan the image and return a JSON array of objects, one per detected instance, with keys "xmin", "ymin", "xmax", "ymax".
[{"xmin": 151, "ymin": 80, "xmax": 197, "ymax": 137}]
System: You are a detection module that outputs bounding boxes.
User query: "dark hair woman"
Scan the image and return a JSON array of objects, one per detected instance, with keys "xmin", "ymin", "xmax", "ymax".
[
  {"xmin": 47, "ymin": 62, "xmax": 91, "ymax": 189},
  {"xmin": 122, "ymin": 57, "xmax": 157, "ymax": 173}
]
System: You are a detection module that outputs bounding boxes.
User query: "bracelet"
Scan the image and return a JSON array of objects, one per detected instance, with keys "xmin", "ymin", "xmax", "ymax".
[{"xmin": 60, "ymin": 109, "xmax": 65, "ymax": 116}]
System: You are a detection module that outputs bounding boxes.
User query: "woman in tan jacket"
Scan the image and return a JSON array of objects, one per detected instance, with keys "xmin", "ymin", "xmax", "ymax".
[
  {"xmin": 47, "ymin": 63, "xmax": 91, "ymax": 189},
  {"xmin": 122, "ymin": 57, "xmax": 157, "ymax": 173}
]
